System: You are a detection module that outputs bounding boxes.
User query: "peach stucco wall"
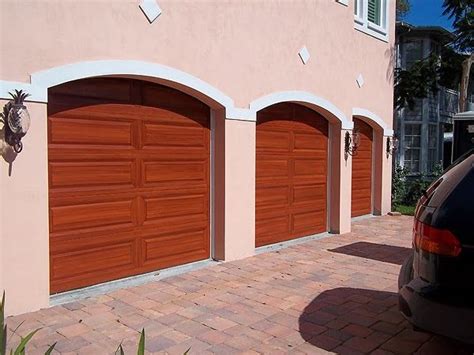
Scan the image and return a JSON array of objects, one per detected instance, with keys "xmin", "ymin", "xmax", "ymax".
[
  {"xmin": 0, "ymin": 0, "xmax": 395, "ymax": 315},
  {"xmin": 0, "ymin": 0, "xmax": 395, "ymax": 121},
  {"xmin": 0, "ymin": 101, "xmax": 50, "ymax": 316}
]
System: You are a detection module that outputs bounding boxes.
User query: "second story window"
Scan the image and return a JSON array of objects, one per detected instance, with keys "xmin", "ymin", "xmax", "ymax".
[{"xmin": 354, "ymin": 0, "xmax": 389, "ymax": 41}]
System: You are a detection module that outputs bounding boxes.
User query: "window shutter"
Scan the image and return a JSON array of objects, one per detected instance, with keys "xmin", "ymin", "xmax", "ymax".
[{"xmin": 368, "ymin": 0, "xmax": 381, "ymax": 25}]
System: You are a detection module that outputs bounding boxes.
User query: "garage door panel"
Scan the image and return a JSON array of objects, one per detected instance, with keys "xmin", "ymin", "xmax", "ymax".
[
  {"xmin": 256, "ymin": 215, "xmax": 290, "ymax": 245},
  {"xmin": 50, "ymin": 199, "xmax": 136, "ymax": 233},
  {"xmin": 256, "ymin": 185, "xmax": 289, "ymax": 208},
  {"xmin": 257, "ymin": 130, "xmax": 291, "ymax": 152},
  {"xmin": 256, "ymin": 159, "xmax": 289, "ymax": 178},
  {"xmin": 293, "ymin": 185, "xmax": 326, "ymax": 204},
  {"xmin": 294, "ymin": 159, "xmax": 326, "ymax": 178},
  {"xmin": 144, "ymin": 195, "xmax": 207, "ymax": 221},
  {"xmin": 143, "ymin": 123, "xmax": 207, "ymax": 148},
  {"xmin": 143, "ymin": 161, "xmax": 207, "ymax": 186},
  {"xmin": 49, "ymin": 78, "xmax": 210, "ymax": 293},
  {"xmin": 50, "ymin": 226, "xmax": 137, "ymax": 254},
  {"xmin": 291, "ymin": 210, "xmax": 326, "ymax": 235},
  {"xmin": 51, "ymin": 241, "xmax": 137, "ymax": 281},
  {"xmin": 352, "ymin": 188, "xmax": 372, "ymax": 199},
  {"xmin": 49, "ymin": 117, "xmax": 134, "ymax": 146},
  {"xmin": 293, "ymin": 132, "xmax": 327, "ymax": 151},
  {"xmin": 48, "ymin": 147, "xmax": 136, "ymax": 162},
  {"xmin": 49, "ymin": 161, "xmax": 136, "ymax": 189},
  {"xmin": 142, "ymin": 229, "xmax": 209, "ymax": 265}
]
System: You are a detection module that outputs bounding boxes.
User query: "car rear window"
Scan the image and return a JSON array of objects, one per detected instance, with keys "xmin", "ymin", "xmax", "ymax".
[{"xmin": 423, "ymin": 154, "xmax": 473, "ymax": 208}]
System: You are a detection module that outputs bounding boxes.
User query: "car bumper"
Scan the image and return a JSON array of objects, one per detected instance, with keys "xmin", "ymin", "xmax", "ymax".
[{"xmin": 399, "ymin": 277, "xmax": 474, "ymax": 345}]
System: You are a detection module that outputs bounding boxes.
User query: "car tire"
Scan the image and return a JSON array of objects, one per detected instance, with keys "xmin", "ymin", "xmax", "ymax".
[{"xmin": 398, "ymin": 253, "xmax": 414, "ymax": 289}]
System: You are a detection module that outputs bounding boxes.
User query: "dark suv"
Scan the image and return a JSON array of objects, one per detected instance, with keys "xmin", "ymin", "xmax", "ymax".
[{"xmin": 398, "ymin": 149, "xmax": 474, "ymax": 344}]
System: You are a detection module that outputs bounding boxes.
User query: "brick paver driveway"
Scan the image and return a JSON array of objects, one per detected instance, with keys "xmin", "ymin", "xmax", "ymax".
[{"xmin": 7, "ymin": 216, "xmax": 473, "ymax": 354}]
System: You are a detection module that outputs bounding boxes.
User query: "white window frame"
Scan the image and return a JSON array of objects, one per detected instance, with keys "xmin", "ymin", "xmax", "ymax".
[{"xmin": 354, "ymin": 0, "xmax": 389, "ymax": 42}]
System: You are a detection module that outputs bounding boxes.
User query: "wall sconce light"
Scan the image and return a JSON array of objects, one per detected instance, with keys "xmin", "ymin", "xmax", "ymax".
[
  {"xmin": 386, "ymin": 136, "xmax": 399, "ymax": 156},
  {"xmin": 344, "ymin": 130, "xmax": 360, "ymax": 159},
  {"xmin": 1, "ymin": 90, "xmax": 31, "ymax": 153}
]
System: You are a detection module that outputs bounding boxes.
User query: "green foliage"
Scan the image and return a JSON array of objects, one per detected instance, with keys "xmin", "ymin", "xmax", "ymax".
[
  {"xmin": 137, "ymin": 329, "xmax": 145, "ymax": 355},
  {"xmin": 392, "ymin": 163, "xmax": 444, "ymax": 208},
  {"xmin": 394, "ymin": 54, "xmax": 441, "ymax": 110},
  {"xmin": 438, "ymin": 45, "xmax": 469, "ymax": 90},
  {"xmin": 442, "ymin": 0, "xmax": 474, "ymax": 53},
  {"xmin": 394, "ymin": 204, "xmax": 416, "ymax": 216},
  {"xmin": 404, "ymin": 176, "xmax": 433, "ymax": 205},
  {"xmin": 115, "ymin": 328, "xmax": 146, "ymax": 355},
  {"xmin": 1, "ymin": 292, "xmax": 6, "ymax": 355},
  {"xmin": 396, "ymin": 0, "xmax": 411, "ymax": 19},
  {"xmin": 392, "ymin": 164, "xmax": 409, "ymax": 207}
]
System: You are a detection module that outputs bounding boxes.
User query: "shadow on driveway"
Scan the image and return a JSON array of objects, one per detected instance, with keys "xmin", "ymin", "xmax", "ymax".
[
  {"xmin": 329, "ymin": 242, "xmax": 412, "ymax": 265},
  {"xmin": 298, "ymin": 287, "xmax": 472, "ymax": 354}
]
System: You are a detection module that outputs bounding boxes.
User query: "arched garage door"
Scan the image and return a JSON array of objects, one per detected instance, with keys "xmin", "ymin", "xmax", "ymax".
[
  {"xmin": 256, "ymin": 103, "xmax": 329, "ymax": 247},
  {"xmin": 351, "ymin": 118, "xmax": 374, "ymax": 217},
  {"xmin": 48, "ymin": 78, "xmax": 210, "ymax": 293}
]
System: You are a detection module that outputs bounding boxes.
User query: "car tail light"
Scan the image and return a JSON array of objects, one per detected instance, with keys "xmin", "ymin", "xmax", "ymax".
[{"xmin": 413, "ymin": 220, "xmax": 462, "ymax": 256}]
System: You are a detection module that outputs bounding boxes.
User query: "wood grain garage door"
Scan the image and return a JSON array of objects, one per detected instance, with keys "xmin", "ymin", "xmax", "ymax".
[
  {"xmin": 256, "ymin": 103, "xmax": 328, "ymax": 247},
  {"xmin": 48, "ymin": 78, "xmax": 210, "ymax": 293},
  {"xmin": 351, "ymin": 118, "xmax": 373, "ymax": 217}
]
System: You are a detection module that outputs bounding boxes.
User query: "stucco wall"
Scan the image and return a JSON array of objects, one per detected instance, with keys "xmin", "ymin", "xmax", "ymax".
[{"xmin": 0, "ymin": 0, "xmax": 394, "ymax": 122}]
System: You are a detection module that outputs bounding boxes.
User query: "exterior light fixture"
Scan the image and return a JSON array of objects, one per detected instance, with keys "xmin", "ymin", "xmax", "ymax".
[
  {"xmin": 386, "ymin": 136, "xmax": 399, "ymax": 156},
  {"xmin": 344, "ymin": 130, "xmax": 360, "ymax": 159},
  {"xmin": 1, "ymin": 90, "xmax": 31, "ymax": 153}
]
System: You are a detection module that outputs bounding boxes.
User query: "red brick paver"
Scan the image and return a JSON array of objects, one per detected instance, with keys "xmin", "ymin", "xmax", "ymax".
[{"xmin": 6, "ymin": 216, "xmax": 472, "ymax": 354}]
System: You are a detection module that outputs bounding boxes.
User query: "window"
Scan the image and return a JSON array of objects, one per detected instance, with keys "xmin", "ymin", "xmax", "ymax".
[
  {"xmin": 404, "ymin": 40, "xmax": 423, "ymax": 68},
  {"xmin": 427, "ymin": 124, "xmax": 439, "ymax": 173},
  {"xmin": 404, "ymin": 124, "xmax": 421, "ymax": 174},
  {"xmin": 405, "ymin": 99, "xmax": 422, "ymax": 121},
  {"xmin": 354, "ymin": 0, "xmax": 389, "ymax": 41},
  {"xmin": 367, "ymin": 0, "xmax": 381, "ymax": 25}
]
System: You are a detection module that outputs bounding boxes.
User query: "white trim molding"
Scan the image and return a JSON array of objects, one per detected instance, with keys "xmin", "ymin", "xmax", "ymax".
[
  {"xmin": 353, "ymin": 107, "xmax": 393, "ymax": 136},
  {"xmin": 250, "ymin": 91, "xmax": 353, "ymax": 130},
  {"xmin": 0, "ymin": 80, "xmax": 46, "ymax": 103},
  {"xmin": 31, "ymin": 60, "xmax": 235, "ymax": 109},
  {"xmin": 0, "ymin": 61, "xmax": 351, "ymax": 128}
]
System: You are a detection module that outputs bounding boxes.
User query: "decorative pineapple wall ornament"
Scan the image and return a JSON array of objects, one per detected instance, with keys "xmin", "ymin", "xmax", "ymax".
[{"xmin": 2, "ymin": 90, "xmax": 31, "ymax": 153}]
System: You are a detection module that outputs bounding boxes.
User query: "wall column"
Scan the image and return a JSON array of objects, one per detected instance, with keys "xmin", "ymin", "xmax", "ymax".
[
  {"xmin": 213, "ymin": 113, "xmax": 256, "ymax": 261},
  {"xmin": 1, "ymin": 101, "xmax": 50, "ymax": 316},
  {"xmin": 329, "ymin": 125, "xmax": 352, "ymax": 234},
  {"xmin": 381, "ymin": 136, "xmax": 393, "ymax": 214}
]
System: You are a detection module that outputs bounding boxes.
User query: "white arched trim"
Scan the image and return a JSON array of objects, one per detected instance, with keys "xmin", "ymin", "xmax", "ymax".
[
  {"xmin": 1, "ymin": 60, "xmax": 236, "ymax": 112},
  {"xmin": 0, "ymin": 61, "xmax": 354, "ymax": 128},
  {"xmin": 353, "ymin": 107, "xmax": 393, "ymax": 136},
  {"xmin": 249, "ymin": 91, "xmax": 353, "ymax": 130}
]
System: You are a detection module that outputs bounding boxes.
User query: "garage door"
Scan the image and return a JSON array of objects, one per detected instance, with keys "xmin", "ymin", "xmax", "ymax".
[
  {"xmin": 48, "ymin": 78, "xmax": 210, "ymax": 293},
  {"xmin": 351, "ymin": 118, "xmax": 373, "ymax": 217},
  {"xmin": 256, "ymin": 103, "xmax": 328, "ymax": 247}
]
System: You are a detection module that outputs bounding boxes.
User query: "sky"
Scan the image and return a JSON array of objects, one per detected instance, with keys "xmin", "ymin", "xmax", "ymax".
[{"xmin": 403, "ymin": 0, "xmax": 454, "ymax": 31}]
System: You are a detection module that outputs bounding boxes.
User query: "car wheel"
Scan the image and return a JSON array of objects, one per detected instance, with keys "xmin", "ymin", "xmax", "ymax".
[{"xmin": 398, "ymin": 253, "xmax": 414, "ymax": 289}]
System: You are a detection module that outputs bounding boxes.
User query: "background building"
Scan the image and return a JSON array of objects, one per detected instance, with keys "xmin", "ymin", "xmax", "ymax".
[{"xmin": 395, "ymin": 22, "xmax": 459, "ymax": 175}]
